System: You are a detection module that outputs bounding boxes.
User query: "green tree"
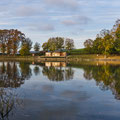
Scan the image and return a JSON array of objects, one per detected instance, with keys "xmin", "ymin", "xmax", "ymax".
[
  {"xmin": 65, "ymin": 38, "xmax": 74, "ymax": 50},
  {"xmin": 20, "ymin": 38, "xmax": 32, "ymax": 56},
  {"xmin": 84, "ymin": 39, "xmax": 93, "ymax": 53},
  {"xmin": 42, "ymin": 42, "xmax": 49, "ymax": 51},
  {"xmin": 19, "ymin": 44, "xmax": 30, "ymax": 56},
  {"xmin": 34, "ymin": 42, "xmax": 40, "ymax": 51},
  {"xmin": 112, "ymin": 19, "xmax": 120, "ymax": 54},
  {"xmin": 47, "ymin": 37, "xmax": 64, "ymax": 51},
  {"xmin": 99, "ymin": 29, "xmax": 114, "ymax": 57},
  {"xmin": 55, "ymin": 37, "xmax": 64, "ymax": 50},
  {"xmin": 92, "ymin": 34, "xmax": 105, "ymax": 54}
]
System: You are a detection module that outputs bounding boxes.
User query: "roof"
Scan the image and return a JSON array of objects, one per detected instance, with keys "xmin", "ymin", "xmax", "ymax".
[
  {"xmin": 46, "ymin": 49, "xmax": 67, "ymax": 53},
  {"xmin": 30, "ymin": 51, "xmax": 40, "ymax": 54}
]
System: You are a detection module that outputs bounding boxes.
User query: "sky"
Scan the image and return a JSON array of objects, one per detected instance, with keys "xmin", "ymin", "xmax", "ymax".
[{"xmin": 0, "ymin": 0, "xmax": 120, "ymax": 48}]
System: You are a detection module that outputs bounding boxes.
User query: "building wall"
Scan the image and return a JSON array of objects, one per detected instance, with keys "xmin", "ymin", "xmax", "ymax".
[
  {"xmin": 45, "ymin": 52, "xmax": 52, "ymax": 56},
  {"xmin": 61, "ymin": 52, "xmax": 67, "ymax": 57},
  {"xmin": 45, "ymin": 52, "xmax": 67, "ymax": 57},
  {"xmin": 45, "ymin": 62, "xmax": 52, "ymax": 67},
  {"xmin": 52, "ymin": 52, "xmax": 61, "ymax": 57}
]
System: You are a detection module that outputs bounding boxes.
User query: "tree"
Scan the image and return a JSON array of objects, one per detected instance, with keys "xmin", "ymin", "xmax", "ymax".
[
  {"xmin": 11, "ymin": 29, "xmax": 25, "ymax": 55},
  {"xmin": 84, "ymin": 39, "xmax": 93, "ymax": 53},
  {"xmin": 42, "ymin": 42, "xmax": 49, "ymax": 51},
  {"xmin": 42, "ymin": 37, "xmax": 65, "ymax": 51},
  {"xmin": 19, "ymin": 44, "xmax": 30, "ymax": 56},
  {"xmin": 111, "ymin": 19, "xmax": 120, "ymax": 54},
  {"xmin": 0, "ymin": 29, "xmax": 25, "ymax": 55},
  {"xmin": 92, "ymin": 35, "xmax": 104, "ymax": 54},
  {"xmin": 47, "ymin": 37, "xmax": 64, "ymax": 51},
  {"xmin": 34, "ymin": 42, "xmax": 40, "ymax": 51},
  {"xmin": 20, "ymin": 38, "xmax": 32, "ymax": 56},
  {"xmin": 55, "ymin": 37, "xmax": 64, "ymax": 50},
  {"xmin": 65, "ymin": 38, "xmax": 74, "ymax": 50},
  {"xmin": 0, "ymin": 30, "xmax": 7, "ymax": 54},
  {"xmin": 99, "ymin": 29, "xmax": 114, "ymax": 57}
]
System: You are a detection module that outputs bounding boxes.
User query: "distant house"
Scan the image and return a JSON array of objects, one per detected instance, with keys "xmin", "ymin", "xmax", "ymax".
[
  {"xmin": 45, "ymin": 52, "xmax": 52, "ymax": 57},
  {"xmin": 30, "ymin": 51, "xmax": 40, "ymax": 56},
  {"xmin": 45, "ymin": 51, "xmax": 67, "ymax": 57}
]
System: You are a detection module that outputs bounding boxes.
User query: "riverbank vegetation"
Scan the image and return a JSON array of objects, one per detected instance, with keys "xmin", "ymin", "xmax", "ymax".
[
  {"xmin": 83, "ymin": 19, "xmax": 120, "ymax": 57},
  {"xmin": 1, "ymin": 19, "xmax": 120, "ymax": 58},
  {"xmin": 0, "ymin": 30, "xmax": 74, "ymax": 56}
]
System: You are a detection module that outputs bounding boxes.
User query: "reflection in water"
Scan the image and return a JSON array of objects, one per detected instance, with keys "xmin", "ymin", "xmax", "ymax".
[
  {"xmin": 42, "ymin": 62, "xmax": 74, "ymax": 82},
  {"xmin": 0, "ymin": 61, "xmax": 120, "ymax": 100},
  {"xmin": 34, "ymin": 66, "xmax": 40, "ymax": 76},
  {"xmin": 42, "ymin": 66, "xmax": 74, "ymax": 82},
  {"xmin": 0, "ymin": 88, "xmax": 22, "ymax": 120},
  {"xmin": 45, "ymin": 62, "xmax": 66, "ymax": 67},
  {"xmin": 19, "ymin": 62, "xmax": 32, "ymax": 80},
  {"xmin": 0, "ymin": 62, "xmax": 32, "ymax": 88},
  {"xmin": 0, "ymin": 61, "xmax": 120, "ymax": 119},
  {"xmin": 0, "ymin": 62, "xmax": 73, "ymax": 88},
  {"xmin": 82, "ymin": 64, "xmax": 120, "ymax": 100},
  {"xmin": 0, "ymin": 61, "xmax": 74, "ymax": 119}
]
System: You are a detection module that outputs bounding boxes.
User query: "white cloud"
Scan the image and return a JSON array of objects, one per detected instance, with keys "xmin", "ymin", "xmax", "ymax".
[
  {"xmin": 27, "ymin": 23, "xmax": 55, "ymax": 31},
  {"xmin": 62, "ymin": 16, "xmax": 91, "ymax": 26},
  {"xmin": 44, "ymin": 0, "xmax": 79, "ymax": 10},
  {"xmin": 15, "ymin": 6, "xmax": 45, "ymax": 17}
]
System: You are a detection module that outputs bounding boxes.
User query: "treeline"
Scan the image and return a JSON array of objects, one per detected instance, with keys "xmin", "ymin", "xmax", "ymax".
[
  {"xmin": 84, "ymin": 19, "xmax": 120, "ymax": 56},
  {"xmin": 0, "ymin": 29, "xmax": 75, "ymax": 56},
  {"xmin": 42, "ymin": 37, "xmax": 74, "ymax": 51},
  {"xmin": 0, "ymin": 29, "xmax": 41, "ymax": 56}
]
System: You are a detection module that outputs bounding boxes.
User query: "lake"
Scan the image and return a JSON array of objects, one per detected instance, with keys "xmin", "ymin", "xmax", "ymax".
[{"xmin": 0, "ymin": 61, "xmax": 120, "ymax": 120}]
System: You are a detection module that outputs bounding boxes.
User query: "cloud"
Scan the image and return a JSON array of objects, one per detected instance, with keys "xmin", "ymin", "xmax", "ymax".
[
  {"xmin": 44, "ymin": 0, "xmax": 79, "ymax": 10},
  {"xmin": 15, "ymin": 6, "xmax": 45, "ymax": 17},
  {"xmin": 62, "ymin": 16, "xmax": 91, "ymax": 26},
  {"xmin": 28, "ymin": 23, "xmax": 55, "ymax": 31}
]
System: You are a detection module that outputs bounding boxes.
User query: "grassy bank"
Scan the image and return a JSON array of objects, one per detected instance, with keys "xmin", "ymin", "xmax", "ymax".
[
  {"xmin": 1, "ymin": 54, "xmax": 120, "ymax": 62},
  {"xmin": 0, "ymin": 56, "xmax": 35, "ymax": 61},
  {"xmin": 67, "ymin": 54, "xmax": 120, "ymax": 62}
]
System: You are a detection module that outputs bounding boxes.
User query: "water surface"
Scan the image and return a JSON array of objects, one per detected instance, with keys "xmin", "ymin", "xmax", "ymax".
[{"xmin": 0, "ymin": 61, "xmax": 120, "ymax": 120}]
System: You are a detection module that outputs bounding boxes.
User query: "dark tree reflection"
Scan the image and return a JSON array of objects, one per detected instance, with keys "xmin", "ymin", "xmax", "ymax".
[
  {"xmin": 34, "ymin": 66, "xmax": 40, "ymax": 76},
  {"xmin": 65, "ymin": 67, "xmax": 74, "ymax": 80},
  {"xmin": 19, "ymin": 62, "xmax": 32, "ymax": 80},
  {"xmin": 0, "ymin": 62, "xmax": 32, "ymax": 88},
  {"xmin": 42, "ymin": 66, "xmax": 74, "ymax": 82},
  {"xmin": 82, "ymin": 64, "xmax": 120, "ymax": 100}
]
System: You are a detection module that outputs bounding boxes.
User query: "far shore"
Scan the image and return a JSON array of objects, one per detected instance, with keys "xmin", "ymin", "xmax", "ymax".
[{"xmin": 1, "ymin": 54, "xmax": 120, "ymax": 63}]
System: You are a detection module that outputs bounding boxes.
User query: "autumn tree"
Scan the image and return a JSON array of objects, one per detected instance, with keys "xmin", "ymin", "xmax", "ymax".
[
  {"xmin": 0, "ymin": 29, "xmax": 25, "ymax": 55},
  {"xmin": 0, "ymin": 30, "xmax": 7, "ymax": 54},
  {"xmin": 11, "ymin": 29, "xmax": 25, "ymax": 55}
]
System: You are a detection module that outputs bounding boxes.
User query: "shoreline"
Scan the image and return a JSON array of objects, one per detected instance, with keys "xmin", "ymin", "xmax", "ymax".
[{"xmin": 1, "ymin": 55, "xmax": 120, "ymax": 63}]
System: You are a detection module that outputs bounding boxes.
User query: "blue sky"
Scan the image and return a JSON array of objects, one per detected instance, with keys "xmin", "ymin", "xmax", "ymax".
[{"xmin": 0, "ymin": 0, "xmax": 120, "ymax": 48}]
